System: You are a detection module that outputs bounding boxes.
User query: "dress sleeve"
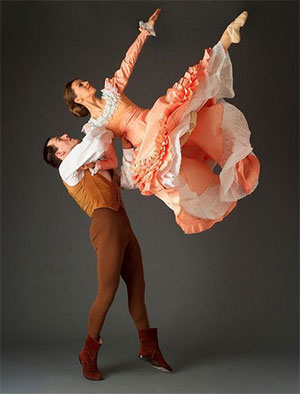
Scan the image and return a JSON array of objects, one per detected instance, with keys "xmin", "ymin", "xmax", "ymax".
[{"xmin": 106, "ymin": 23, "xmax": 156, "ymax": 94}]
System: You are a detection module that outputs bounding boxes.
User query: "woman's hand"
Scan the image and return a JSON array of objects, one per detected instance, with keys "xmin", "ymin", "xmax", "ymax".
[
  {"xmin": 148, "ymin": 8, "xmax": 161, "ymax": 27},
  {"xmin": 121, "ymin": 132, "xmax": 134, "ymax": 149}
]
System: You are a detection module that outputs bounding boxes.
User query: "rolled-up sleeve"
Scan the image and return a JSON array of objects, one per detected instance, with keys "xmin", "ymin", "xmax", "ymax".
[{"xmin": 59, "ymin": 129, "xmax": 114, "ymax": 186}]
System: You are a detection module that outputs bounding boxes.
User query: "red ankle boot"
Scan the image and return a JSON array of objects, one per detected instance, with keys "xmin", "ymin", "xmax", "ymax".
[
  {"xmin": 79, "ymin": 335, "xmax": 103, "ymax": 380},
  {"xmin": 138, "ymin": 328, "xmax": 173, "ymax": 372}
]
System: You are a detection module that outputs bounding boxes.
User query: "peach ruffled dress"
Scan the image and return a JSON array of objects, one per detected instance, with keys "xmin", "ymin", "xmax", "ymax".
[{"xmin": 83, "ymin": 23, "xmax": 260, "ymax": 234}]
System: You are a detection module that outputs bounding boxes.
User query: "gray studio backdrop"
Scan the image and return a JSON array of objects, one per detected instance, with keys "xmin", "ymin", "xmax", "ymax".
[{"xmin": 2, "ymin": 0, "xmax": 299, "ymax": 391}]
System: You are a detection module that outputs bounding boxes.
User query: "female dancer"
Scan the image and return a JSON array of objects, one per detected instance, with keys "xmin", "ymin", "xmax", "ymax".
[{"xmin": 63, "ymin": 8, "xmax": 261, "ymax": 234}]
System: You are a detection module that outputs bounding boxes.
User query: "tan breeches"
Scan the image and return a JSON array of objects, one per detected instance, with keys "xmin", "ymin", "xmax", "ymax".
[{"xmin": 88, "ymin": 206, "xmax": 150, "ymax": 339}]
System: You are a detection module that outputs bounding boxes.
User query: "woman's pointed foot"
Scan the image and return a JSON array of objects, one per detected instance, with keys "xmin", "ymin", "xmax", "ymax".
[{"xmin": 227, "ymin": 11, "xmax": 248, "ymax": 43}]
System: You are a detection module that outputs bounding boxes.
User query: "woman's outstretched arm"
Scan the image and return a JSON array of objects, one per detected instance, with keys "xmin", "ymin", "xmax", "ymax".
[{"xmin": 106, "ymin": 8, "xmax": 161, "ymax": 94}]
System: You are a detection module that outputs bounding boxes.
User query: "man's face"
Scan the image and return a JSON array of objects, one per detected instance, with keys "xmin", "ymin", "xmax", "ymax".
[{"xmin": 48, "ymin": 133, "xmax": 80, "ymax": 160}]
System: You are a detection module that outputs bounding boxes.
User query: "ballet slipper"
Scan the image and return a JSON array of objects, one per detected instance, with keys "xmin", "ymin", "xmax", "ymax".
[{"xmin": 226, "ymin": 11, "xmax": 248, "ymax": 44}]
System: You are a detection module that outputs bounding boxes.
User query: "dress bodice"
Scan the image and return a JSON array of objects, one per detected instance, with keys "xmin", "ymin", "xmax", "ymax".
[
  {"xmin": 116, "ymin": 104, "xmax": 150, "ymax": 147},
  {"xmin": 83, "ymin": 83, "xmax": 149, "ymax": 147}
]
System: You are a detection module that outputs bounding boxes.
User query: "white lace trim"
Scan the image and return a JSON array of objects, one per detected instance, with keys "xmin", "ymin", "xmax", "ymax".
[
  {"xmin": 176, "ymin": 176, "xmax": 233, "ymax": 220},
  {"xmin": 219, "ymin": 101, "xmax": 257, "ymax": 202},
  {"xmin": 89, "ymin": 161, "xmax": 101, "ymax": 176},
  {"xmin": 182, "ymin": 41, "xmax": 235, "ymax": 118},
  {"xmin": 86, "ymin": 81, "xmax": 121, "ymax": 130},
  {"xmin": 148, "ymin": 42, "xmax": 258, "ymax": 219},
  {"xmin": 139, "ymin": 21, "xmax": 156, "ymax": 37},
  {"xmin": 171, "ymin": 99, "xmax": 258, "ymax": 219}
]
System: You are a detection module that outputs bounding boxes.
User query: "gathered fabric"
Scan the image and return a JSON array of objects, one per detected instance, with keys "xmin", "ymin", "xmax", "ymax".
[{"xmin": 125, "ymin": 42, "xmax": 260, "ymax": 233}]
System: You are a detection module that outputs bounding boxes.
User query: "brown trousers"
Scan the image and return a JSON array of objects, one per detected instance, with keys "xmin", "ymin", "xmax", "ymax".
[{"xmin": 87, "ymin": 205, "xmax": 150, "ymax": 339}]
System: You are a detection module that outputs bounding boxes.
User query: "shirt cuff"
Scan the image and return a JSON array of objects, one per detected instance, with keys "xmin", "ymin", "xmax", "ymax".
[{"xmin": 89, "ymin": 161, "xmax": 101, "ymax": 176}]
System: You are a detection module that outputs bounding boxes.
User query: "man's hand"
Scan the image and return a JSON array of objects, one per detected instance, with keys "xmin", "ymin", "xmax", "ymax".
[
  {"xmin": 79, "ymin": 162, "xmax": 96, "ymax": 171},
  {"xmin": 148, "ymin": 8, "xmax": 161, "ymax": 27},
  {"xmin": 121, "ymin": 132, "xmax": 134, "ymax": 149},
  {"xmin": 79, "ymin": 154, "xmax": 108, "ymax": 171}
]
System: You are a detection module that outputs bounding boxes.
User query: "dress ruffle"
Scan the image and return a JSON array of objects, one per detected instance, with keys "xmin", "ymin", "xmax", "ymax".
[
  {"xmin": 130, "ymin": 47, "xmax": 213, "ymax": 194},
  {"xmin": 129, "ymin": 41, "xmax": 260, "ymax": 233},
  {"xmin": 130, "ymin": 42, "xmax": 237, "ymax": 193}
]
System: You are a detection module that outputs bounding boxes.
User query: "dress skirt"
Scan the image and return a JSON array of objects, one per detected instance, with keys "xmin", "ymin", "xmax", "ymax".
[{"xmin": 129, "ymin": 41, "xmax": 260, "ymax": 234}]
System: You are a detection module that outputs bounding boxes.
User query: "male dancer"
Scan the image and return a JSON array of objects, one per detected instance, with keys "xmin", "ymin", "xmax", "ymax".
[{"xmin": 43, "ymin": 131, "xmax": 172, "ymax": 380}]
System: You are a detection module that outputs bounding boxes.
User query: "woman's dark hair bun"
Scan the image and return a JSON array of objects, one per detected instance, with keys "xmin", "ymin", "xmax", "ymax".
[{"xmin": 69, "ymin": 103, "xmax": 89, "ymax": 118}]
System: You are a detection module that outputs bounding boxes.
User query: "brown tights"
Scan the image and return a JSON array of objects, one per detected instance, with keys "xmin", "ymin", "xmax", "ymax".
[{"xmin": 88, "ymin": 206, "xmax": 150, "ymax": 340}]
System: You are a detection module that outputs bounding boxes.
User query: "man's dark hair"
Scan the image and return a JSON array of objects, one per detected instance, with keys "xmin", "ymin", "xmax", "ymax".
[{"xmin": 43, "ymin": 138, "xmax": 62, "ymax": 169}]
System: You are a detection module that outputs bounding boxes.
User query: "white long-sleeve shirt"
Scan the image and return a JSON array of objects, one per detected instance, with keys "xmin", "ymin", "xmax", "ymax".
[{"xmin": 58, "ymin": 126, "xmax": 136, "ymax": 189}]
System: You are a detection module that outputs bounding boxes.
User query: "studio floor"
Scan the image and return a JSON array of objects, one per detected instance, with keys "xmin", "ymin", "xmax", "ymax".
[{"xmin": 2, "ymin": 341, "xmax": 298, "ymax": 394}]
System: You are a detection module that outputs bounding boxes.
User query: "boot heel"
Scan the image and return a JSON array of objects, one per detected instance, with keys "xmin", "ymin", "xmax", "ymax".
[
  {"xmin": 137, "ymin": 328, "xmax": 173, "ymax": 372},
  {"xmin": 139, "ymin": 354, "xmax": 151, "ymax": 362}
]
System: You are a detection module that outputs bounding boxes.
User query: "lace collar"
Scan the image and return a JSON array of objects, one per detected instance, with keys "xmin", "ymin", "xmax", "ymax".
[{"xmin": 85, "ymin": 81, "xmax": 121, "ymax": 130}]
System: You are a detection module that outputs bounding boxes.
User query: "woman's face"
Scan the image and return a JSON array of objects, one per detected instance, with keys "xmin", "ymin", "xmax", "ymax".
[{"xmin": 71, "ymin": 79, "xmax": 97, "ymax": 103}]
